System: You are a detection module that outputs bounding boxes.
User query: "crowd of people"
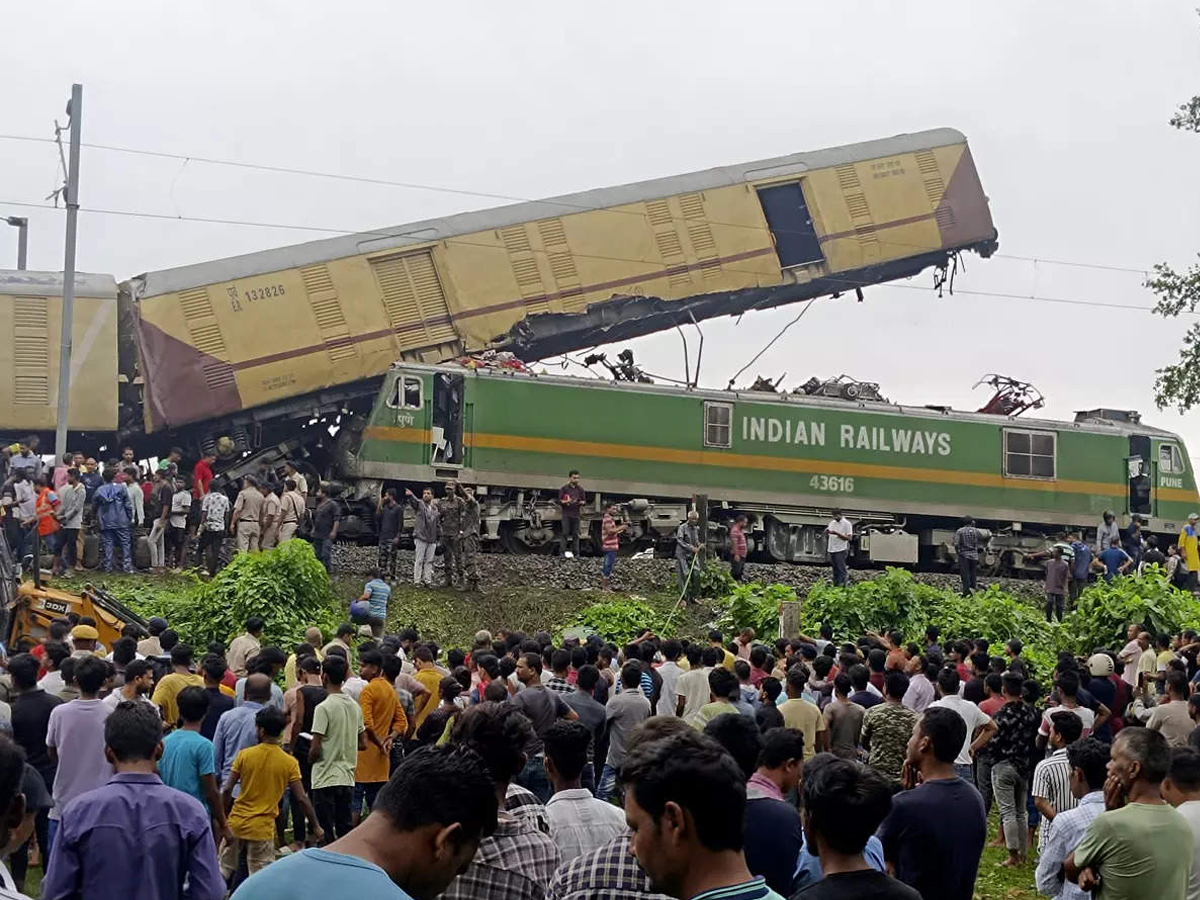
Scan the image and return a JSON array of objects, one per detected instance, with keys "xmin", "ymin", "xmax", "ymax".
[
  {"xmin": 0, "ymin": 439, "xmax": 325, "ymax": 579},
  {"xmin": 953, "ymin": 509, "xmax": 1200, "ymax": 616},
  {"xmin": 0, "ymin": 604, "xmax": 1193, "ymax": 899}
]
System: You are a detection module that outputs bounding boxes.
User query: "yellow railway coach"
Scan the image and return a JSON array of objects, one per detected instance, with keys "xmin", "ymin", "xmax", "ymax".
[
  {"xmin": 0, "ymin": 270, "xmax": 118, "ymax": 435},
  {"xmin": 120, "ymin": 126, "xmax": 995, "ymax": 452}
]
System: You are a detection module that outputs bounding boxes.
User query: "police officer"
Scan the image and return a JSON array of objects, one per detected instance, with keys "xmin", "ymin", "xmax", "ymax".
[
  {"xmin": 437, "ymin": 480, "xmax": 466, "ymax": 589},
  {"xmin": 458, "ymin": 484, "xmax": 481, "ymax": 592}
]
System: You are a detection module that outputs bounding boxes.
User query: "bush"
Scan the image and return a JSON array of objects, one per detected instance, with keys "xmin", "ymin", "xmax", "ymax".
[
  {"xmin": 796, "ymin": 568, "xmax": 1064, "ymax": 676},
  {"xmin": 712, "ymin": 582, "xmax": 797, "ymax": 638},
  {"xmin": 1060, "ymin": 568, "xmax": 1200, "ymax": 653},
  {"xmin": 120, "ymin": 541, "xmax": 342, "ymax": 651},
  {"xmin": 559, "ymin": 596, "xmax": 670, "ymax": 645}
]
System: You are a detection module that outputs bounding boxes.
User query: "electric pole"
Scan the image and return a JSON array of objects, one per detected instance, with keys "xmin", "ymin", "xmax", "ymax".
[{"xmin": 54, "ymin": 84, "xmax": 82, "ymax": 463}]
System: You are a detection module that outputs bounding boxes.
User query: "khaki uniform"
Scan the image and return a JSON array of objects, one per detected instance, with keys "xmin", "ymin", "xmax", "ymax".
[
  {"xmin": 436, "ymin": 495, "xmax": 465, "ymax": 586},
  {"xmin": 288, "ymin": 471, "xmax": 308, "ymax": 496},
  {"xmin": 278, "ymin": 489, "xmax": 305, "ymax": 543},
  {"xmin": 231, "ymin": 487, "xmax": 264, "ymax": 552},
  {"xmin": 259, "ymin": 491, "xmax": 282, "ymax": 549},
  {"xmin": 462, "ymin": 496, "xmax": 481, "ymax": 589}
]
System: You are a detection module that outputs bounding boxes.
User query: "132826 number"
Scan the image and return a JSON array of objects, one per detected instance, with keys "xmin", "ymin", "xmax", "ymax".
[
  {"xmin": 243, "ymin": 284, "xmax": 286, "ymax": 302},
  {"xmin": 809, "ymin": 475, "xmax": 854, "ymax": 493}
]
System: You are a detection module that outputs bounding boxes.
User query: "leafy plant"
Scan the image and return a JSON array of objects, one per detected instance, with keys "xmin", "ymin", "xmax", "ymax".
[
  {"xmin": 559, "ymin": 596, "xmax": 670, "ymax": 645},
  {"xmin": 1060, "ymin": 570, "xmax": 1200, "ymax": 653},
  {"xmin": 796, "ymin": 568, "xmax": 1066, "ymax": 677},
  {"xmin": 697, "ymin": 559, "xmax": 736, "ymax": 599},
  {"xmin": 713, "ymin": 582, "xmax": 797, "ymax": 638},
  {"xmin": 119, "ymin": 541, "xmax": 342, "ymax": 651}
]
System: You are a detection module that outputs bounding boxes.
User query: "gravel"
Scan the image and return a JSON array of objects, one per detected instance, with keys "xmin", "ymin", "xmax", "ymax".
[{"xmin": 331, "ymin": 542, "xmax": 1044, "ymax": 600}]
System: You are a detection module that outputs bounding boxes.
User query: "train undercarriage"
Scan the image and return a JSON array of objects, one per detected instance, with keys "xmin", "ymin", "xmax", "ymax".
[{"xmin": 333, "ymin": 475, "xmax": 1099, "ymax": 577}]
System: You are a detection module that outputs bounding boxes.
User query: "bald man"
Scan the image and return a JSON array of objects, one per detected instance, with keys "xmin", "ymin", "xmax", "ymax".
[{"xmin": 214, "ymin": 673, "xmax": 275, "ymax": 791}]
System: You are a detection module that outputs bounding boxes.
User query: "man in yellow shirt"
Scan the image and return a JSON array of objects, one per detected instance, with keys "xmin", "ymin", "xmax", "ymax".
[
  {"xmin": 778, "ymin": 667, "xmax": 828, "ymax": 758},
  {"xmin": 411, "ymin": 646, "xmax": 444, "ymax": 729},
  {"xmin": 708, "ymin": 630, "xmax": 737, "ymax": 672},
  {"xmin": 283, "ymin": 627, "xmax": 325, "ymax": 690},
  {"xmin": 354, "ymin": 650, "xmax": 407, "ymax": 822},
  {"xmin": 151, "ymin": 644, "xmax": 205, "ymax": 728},
  {"xmin": 220, "ymin": 706, "xmax": 322, "ymax": 878},
  {"xmin": 1180, "ymin": 514, "xmax": 1200, "ymax": 591}
]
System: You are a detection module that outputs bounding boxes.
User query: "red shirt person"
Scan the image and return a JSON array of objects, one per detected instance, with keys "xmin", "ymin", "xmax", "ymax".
[{"xmin": 192, "ymin": 454, "xmax": 216, "ymax": 500}]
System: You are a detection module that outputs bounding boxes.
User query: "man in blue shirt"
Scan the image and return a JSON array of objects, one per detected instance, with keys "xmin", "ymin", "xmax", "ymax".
[
  {"xmin": 1094, "ymin": 538, "xmax": 1132, "ymax": 582},
  {"xmin": 231, "ymin": 744, "xmax": 498, "ymax": 899},
  {"xmin": 214, "ymin": 674, "xmax": 271, "ymax": 792},
  {"xmin": 42, "ymin": 700, "xmax": 225, "ymax": 900},
  {"xmin": 1068, "ymin": 531, "xmax": 1093, "ymax": 603},
  {"xmin": 358, "ymin": 569, "xmax": 392, "ymax": 624},
  {"xmin": 91, "ymin": 467, "xmax": 134, "ymax": 573}
]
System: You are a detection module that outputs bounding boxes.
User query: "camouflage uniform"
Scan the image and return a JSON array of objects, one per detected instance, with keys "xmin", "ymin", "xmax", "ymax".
[
  {"xmin": 461, "ymin": 494, "xmax": 481, "ymax": 590},
  {"xmin": 437, "ymin": 493, "xmax": 465, "ymax": 587}
]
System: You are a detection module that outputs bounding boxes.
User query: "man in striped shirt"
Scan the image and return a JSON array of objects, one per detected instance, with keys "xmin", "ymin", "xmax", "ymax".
[
  {"xmin": 1032, "ymin": 710, "xmax": 1084, "ymax": 847},
  {"xmin": 954, "ymin": 516, "xmax": 981, "ymax": 596},
  {"xmin": 1035, "ymin": 738, "xmax": 1109, "ymax": 900}
]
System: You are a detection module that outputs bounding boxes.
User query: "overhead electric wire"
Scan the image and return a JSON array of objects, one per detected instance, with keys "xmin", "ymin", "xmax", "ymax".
[
  {"xmin": 0, "ymin": 197, "xmax": 1184, "ymax": 320},
  {"xmin": 0, "ymin": 132, "xmax": 1157, "ymax": 277}
]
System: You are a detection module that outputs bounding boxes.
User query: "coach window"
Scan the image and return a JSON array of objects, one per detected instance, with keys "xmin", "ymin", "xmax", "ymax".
[
  {"xmin": 387, "ymin": 375, "xmax": 423, "ymax": 410},
  {"xmin": 1159, "ymin": 443, "xmax": 1185, "ymax": 474},
  {"xmin": 704, "ymin": 402, "xmax": 733, "ymax": 448},
  {"xmin": 1003, "ymin": 429, "xmax": 1056, "ymax": 479}
]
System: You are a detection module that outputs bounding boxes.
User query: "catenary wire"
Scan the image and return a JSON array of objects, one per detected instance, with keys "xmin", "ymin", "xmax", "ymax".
[
  {"xmin": 0, "ymin": 132, "xmax": 1157, "ymax": 277},
  {"xmin": 0, "ymin": 198, "xmax": 1185, "ymax": 319}
]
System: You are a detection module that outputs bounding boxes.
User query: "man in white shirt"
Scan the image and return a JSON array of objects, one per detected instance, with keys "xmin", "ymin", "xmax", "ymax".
[
  {"xmin": 1163, "ymin": 745, "xmax": 1200, "ymax": 900},
  {"xmin": 655, "ymin": 640, "xmax": 685, "ymax": 717},
  {"xmin": 1037, "ymin": 670, "xmax": 1106, "ymax": 749},
  {"xmin": 543, "ymin": 720, "xmax": 625, "ymax": 863},
  {"xmin": 1117, "ymin": 623, "xmax": 1143, "ymax": 690},
  {"xmin": 675, "ymin": 646, "xmax": 716, "ymax": 726},
  {"xmin": 825, "ymin": 510, "xmax": 853, "ymax": 586},
  {"xmin": 928, "ymin": 667, "xmax": 996, "ymax": 783},
  {"xmin": 1032, "ymin": 710, "xmax": 1084, "ymax": 846}
]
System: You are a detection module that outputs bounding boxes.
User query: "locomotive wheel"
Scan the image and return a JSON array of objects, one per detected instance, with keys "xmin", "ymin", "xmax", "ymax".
[{"xmin": 499, "ymin": 523, "xmax": 557, "ymax": 555}]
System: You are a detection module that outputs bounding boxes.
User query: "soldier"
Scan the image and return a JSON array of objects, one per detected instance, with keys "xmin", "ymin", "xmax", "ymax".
[
  {"xmin": 436, "ymin": 480, "xmax": 465, "ymax": 589},
  {"xmin": 458, "ymin": 484, "xmax": 481, "ymax": 591}
]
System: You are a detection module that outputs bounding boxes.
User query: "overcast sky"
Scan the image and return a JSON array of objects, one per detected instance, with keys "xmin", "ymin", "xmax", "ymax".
[{"xmin": 5, "ymin": 2, "xmax": 1200, "ymax": 456}]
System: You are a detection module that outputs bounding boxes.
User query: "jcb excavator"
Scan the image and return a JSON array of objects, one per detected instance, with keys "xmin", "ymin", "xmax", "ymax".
[{"xmin": 0, "ymin": 533, "xmax": 146, "ymax": 650}]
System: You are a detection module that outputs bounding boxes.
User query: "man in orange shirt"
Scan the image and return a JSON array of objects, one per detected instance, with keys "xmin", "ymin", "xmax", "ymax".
[
  {"xmin": 33, "ymin": 474, "xmax": 61, "ymax": 572},
  {"xmin": 353, "ymin": 649, "xmax": 406, "ymax": 824}
]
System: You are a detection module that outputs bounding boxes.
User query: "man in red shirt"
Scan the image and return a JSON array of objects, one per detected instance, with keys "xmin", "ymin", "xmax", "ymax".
[{"xmin": 192, "ymin": 453, "xmax": 216, "ymax": 500}]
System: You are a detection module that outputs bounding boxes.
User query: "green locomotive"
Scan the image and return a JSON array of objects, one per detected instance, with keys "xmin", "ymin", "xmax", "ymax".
[{"xmin": 334, "ymin": 363, "xmax": 1198, "ymax": 573}]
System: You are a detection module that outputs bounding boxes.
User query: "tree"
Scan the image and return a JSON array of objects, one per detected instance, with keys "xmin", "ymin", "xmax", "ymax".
[{"xmin": 1149, "ymin": 87, "xmax": 1200, "ymax": 412}]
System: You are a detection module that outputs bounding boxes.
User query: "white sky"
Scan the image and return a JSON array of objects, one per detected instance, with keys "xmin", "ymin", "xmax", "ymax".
[{"xmin": 4, "ymin": 2, "xmax": 1200, "ymax": 453}]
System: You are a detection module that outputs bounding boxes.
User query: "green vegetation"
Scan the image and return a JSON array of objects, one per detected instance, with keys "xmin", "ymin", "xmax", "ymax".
[
  {"xmin": 105, "ymin": 541, "xmax": 342, "ymax": 651},
  {"xmin": 707, "ymin": 566, "xmax": 1200, "ymax": 678}
]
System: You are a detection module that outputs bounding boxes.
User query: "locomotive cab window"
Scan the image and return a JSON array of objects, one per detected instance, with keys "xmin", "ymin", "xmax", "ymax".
[
  {"xmin": 704, "ymin": 402, "xmax": 733, "ymax": 448},
  {"xmin": 1160, "ymin": 443, "xmax": 1185, "ymax": 474},
  {"xmin": 386, "ymin": 375, "xmax": 423, "ymax": 410},
  {"xmin": 1003, "ymin": 429, "xmax": 1056, "ymax": 479}
]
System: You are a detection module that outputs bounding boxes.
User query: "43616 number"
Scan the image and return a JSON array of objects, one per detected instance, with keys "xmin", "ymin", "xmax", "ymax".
[{"xmin": 809, "ymin": 475, "xmax": 854, "ymax": 493}]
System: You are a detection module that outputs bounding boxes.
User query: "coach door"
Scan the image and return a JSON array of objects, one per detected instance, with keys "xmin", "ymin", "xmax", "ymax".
[
  {"xmin": 756, "ymin": 182, "xmax": 826, "ymax": 269},
  {"xmin": 1128, "ymin": 434, "xmax": 1153, "ymax": 517},
  {"xmin": 431, "ymin": 372, "xmax": 465, "ymax": 466}
]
